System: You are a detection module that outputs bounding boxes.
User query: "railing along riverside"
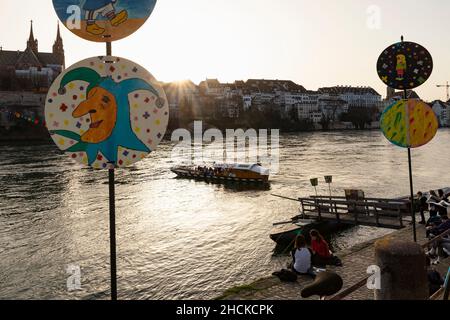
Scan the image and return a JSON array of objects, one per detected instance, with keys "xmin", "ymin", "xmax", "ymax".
[
  {"xmin": 328, "ymin": 228, "xmax": 450, "ymax": 300},
  {"xmin": 298, "ymin": 197, "xmax": 409, "ymax": 228}
]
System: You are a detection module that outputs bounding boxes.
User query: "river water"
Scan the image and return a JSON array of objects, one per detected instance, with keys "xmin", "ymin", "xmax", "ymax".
[{"xmin": 1, "ymin": 130, "xmax": 449, "ymax": 300}]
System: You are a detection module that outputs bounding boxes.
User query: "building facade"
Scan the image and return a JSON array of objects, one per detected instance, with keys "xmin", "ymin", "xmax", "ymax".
[
  {"xmin": 432, "ymin": 100, "xmax": 450, "ymax": 127},
  {"xmin": 0, "ymin": 22, "xmax": 65, "ymax": 139}
]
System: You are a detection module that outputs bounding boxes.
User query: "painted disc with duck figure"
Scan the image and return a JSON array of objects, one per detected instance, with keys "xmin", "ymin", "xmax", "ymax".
[
  {"xmin": 377, "ymin": 41, "xmax": 433, "ymax": 90},
  {"xmin": 45, "ymin": 56, "xmax": 169, "ymax": 169},
  {"xmin": 53, "ymin": 0, "xmax": 157, "ymax": 42}
]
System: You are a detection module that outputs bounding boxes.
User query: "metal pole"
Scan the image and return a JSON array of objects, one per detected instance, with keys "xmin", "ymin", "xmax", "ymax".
[
  {"xmin": 109, "ymin": 166, "xmax": 117, "ymax": 300},
  {"xmin": 106, "ymin": 40, "xmax": 117, "ymax": 300},
  {"xmin": 404, "ymin": 90, "xmax": 417, "ymax": 242},
  {"xmin": 400, "ymin": 35, "xmax": 417, "ymax": 242},
  {"xmin": 407, "ymin": 147, "xmax": 417, "ymax": 242}
]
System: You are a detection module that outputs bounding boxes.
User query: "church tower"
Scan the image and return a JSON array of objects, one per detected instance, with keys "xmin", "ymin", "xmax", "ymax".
[
  {"xmin": 52, "ymin": 23, "xmax": 65, "ymax": 69},
  {"xmin": 26, "ymin": 20, "xmax": 39, "ymax": 54}
]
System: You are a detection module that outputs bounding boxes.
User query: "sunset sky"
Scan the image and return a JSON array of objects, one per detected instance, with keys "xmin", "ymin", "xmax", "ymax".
[{"xmin": 1, "ymin": 0, "xmax": 450, "ymax": 101}]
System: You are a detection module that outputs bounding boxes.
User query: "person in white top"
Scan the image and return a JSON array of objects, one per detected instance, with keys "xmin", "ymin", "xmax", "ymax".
[{"xmin": 291, "ymin": 235, "xmax": 315, "ymax": 278}]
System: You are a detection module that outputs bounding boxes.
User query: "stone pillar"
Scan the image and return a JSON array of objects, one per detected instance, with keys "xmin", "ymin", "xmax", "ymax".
[{"xmin": 374, "ymin": 238, "xmax": 428, "ymax": 300}]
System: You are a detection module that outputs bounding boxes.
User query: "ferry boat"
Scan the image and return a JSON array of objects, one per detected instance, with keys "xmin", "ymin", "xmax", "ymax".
[{"xmin": 170, "ymin": 163, "xmax": 270, "ymax": 184}]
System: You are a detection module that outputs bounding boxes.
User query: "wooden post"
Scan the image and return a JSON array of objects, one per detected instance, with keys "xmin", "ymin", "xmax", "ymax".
[
  {"xmin": 317, "ymin": 199, "xmax": 322, "ymax": 220},
  {"xmin": 374, "ymin": 206, "xmax": 379, "ymax": 227},
  {"xmin": 374, "ymin": 239, "xmax": 428, "ymax": 300},
  {"xmin": 353, "ymin": 203, "xmax": 358, "ymax": 224},
  {"xmin": 301, "ymin": 200, "xmax": 305, "ymax": 219},
  {"xmin": 335, "ymin": 203, "xmax": 340, "ymax": 223},
  {"xmin": 398, "ymin": 207, "xmax": 404, "ymax": 228}
]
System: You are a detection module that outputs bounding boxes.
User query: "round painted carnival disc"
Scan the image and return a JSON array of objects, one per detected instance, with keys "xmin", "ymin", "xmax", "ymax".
[
  {"xmin": 53, "ymin": 0, "xmax": 157, "ymax": 42},
  {"xmin": 45, "ymin": 56, "xmax": 169, "ymax": 169},
  {"xmin": 380, "ymin": 99, "xmax": 438, "ymax": 149},
  {"xmin": 377, "ymin": 41, "xmax": 433, "ymax": 90}
]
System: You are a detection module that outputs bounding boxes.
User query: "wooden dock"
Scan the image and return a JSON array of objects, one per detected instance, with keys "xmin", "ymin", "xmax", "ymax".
[{"xmin": 298, "ymin": 195, "xmax": 411, "ymax": 229}]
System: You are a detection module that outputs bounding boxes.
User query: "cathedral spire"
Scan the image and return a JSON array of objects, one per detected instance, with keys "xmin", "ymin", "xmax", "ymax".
[
  {"xmin": 28, "ymin": 20, "xmax": 34, "ymax": 42},
  {"xmin": 56, "ymin": 22, "xmax": 62, "ymax": 42},
  {"xmin": 27, "ymin": 20, "xmax": 38, "ymax": 53},
  {"xmin": 53, "ymin": 22, "xmax": 65, "ymax": 69}
]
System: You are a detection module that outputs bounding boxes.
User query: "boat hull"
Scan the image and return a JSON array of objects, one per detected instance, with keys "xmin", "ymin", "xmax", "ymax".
[
  {"xmin": 270, "ymin": 220, "xmax": 350, "ymax": 253},
  {"xmin": 171, "ymin": 168, "xmax": 269, "ymax": 184}
]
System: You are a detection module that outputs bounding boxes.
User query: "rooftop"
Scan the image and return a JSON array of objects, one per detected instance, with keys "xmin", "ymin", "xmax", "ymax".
[{"xmin": 319, "ymin": 86, "xmax": 381, "ymax": 96}]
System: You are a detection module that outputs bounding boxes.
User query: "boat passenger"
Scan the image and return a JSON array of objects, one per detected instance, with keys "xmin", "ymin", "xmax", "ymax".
[
  {"xmin": 291, "ymin": 235, "xmax": 315, "ymax": 278},
  {"xmin": 310, "ymin": 230, "xmax": 342, "ymax": 267}
]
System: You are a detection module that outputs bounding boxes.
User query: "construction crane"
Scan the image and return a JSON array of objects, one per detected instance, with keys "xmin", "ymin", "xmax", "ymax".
[{"xmin": 436, "ymin": 81, "xmax": 450, "ymax": 101}]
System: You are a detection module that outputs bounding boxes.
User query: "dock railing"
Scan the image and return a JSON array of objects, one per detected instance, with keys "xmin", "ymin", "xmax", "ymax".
[
  {"xmin": 299, "ymin": 196, "xmax": 410, "ymax": 229},
  {"xmin": 328, "ymin": 228, "xmax": 450, "ymax": 300}
]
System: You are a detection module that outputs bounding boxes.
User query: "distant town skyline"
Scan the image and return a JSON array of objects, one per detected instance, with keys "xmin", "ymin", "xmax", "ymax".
[{"xmin": 1, "ymin": 0, "xmax": 450, "ymax": 101}]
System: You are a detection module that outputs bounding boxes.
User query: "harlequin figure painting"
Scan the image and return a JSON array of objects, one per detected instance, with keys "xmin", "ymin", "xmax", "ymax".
[
  {"xmin": 53, "ymin": 0, "xmax": 157, "ymax": 42},
  {"xmin": 45, "ymin": 57, "xmax": 169, "ymax": 169}
]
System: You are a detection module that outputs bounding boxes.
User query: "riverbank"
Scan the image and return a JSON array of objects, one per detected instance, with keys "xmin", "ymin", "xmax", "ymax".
[
  {"xmin": 2, "ymin": 131, "xmax": 450, "ymax": 299},
  {"xmin": 0, "ymin": 126, "xmax": 50, "ymax": 142},
  {"xmin": 217, "ymin": 224, "xmax": 449, "ymax": 300}
]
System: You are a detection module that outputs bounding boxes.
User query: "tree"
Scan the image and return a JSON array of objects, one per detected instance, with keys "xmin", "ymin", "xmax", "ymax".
[
  {"xmin": 340, "ymin": 105, "xmax": 374, "ymax": 129},
  {"xmin": 319, "ymin": 114, "xmax": 331, "ymax": 130}
]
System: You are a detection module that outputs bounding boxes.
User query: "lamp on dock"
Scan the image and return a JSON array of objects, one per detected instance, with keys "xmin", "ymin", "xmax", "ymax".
[
  {"xmin": 324, "ymin": 175, "xmax": 333, "ymax": 198},
  {"xmin": 310, "ymin": 178, "xmax": 319, "ymax": 197}
]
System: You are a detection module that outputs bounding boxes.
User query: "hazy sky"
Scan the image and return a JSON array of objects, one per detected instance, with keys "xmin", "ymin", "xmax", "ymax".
[{"xmin": 1, "ymin": 0, "xmax": 450, "ymax": 101}]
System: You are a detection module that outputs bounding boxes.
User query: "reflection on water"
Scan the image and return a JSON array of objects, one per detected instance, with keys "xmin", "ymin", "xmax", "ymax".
[{"xmin": 1, "ymin": 129, "xmax": 450, "ymax": 299}]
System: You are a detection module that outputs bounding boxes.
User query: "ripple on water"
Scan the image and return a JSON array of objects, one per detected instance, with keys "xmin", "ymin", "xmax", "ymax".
[{"xmin": 1, "ymin": 130, "xmax": 450, "ymax": 299}]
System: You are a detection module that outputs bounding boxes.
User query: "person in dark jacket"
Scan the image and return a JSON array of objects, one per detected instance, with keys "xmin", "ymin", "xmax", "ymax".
[
  {"xmin": 417, "ymin": 191, "xmax": 428, "ymax": 224},
  {"xmin": 427, "ymin": 215, "xmax": 450, "ymax": 258},
  {"xmin": 429, "ymin": 215, "xmax": 450, "ymax": 238},
  {"xmin": 426, "ymin": 256, "xmax": 444, "ymax": 296}
]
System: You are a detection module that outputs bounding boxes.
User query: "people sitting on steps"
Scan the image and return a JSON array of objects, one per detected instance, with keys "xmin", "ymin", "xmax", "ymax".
[
  {"xmin": 290, "ymin": 235, "xmax": 316, "ymax": 278},
  {"xmin": 309, "ymin": 229, "xmax": 342, "ymax": 267},
  {"xmin": 428, "ymin": 215, "xmax": 450, "ymax": 238},
  {"xmin": 426, "ymin": 256, "xmax": 444, "ymax": 297},
  {"xmin": 424, "ymin": 190, "xmax": 449, "ymax": 235},
  {"xmin": 426, "ymin": 215, "xmax": 450, "ymax": 261}
]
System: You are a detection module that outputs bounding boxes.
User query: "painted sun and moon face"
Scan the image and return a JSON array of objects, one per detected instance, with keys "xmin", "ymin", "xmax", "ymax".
[
  {"xmin": 377, "ymin": 41, "xmax": 433, "ymax": 90},
  {"xmin": 380, "ymin": 99, "xmax": 438, "ymax": 149},
  {"xmin": 53, "ymin": 0, "xmax": 157, "ymax": 42},
  {"xmin": 45, "ymin": 56, "xmax": 169, "ymax": 169}
]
